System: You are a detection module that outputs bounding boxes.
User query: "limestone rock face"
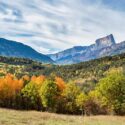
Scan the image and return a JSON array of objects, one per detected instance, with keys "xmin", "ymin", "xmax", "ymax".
[
  {"xmin": 48, "ymin": 34, "xmax": 125, "ymax": 64},
  {"xmin": 95, "ymin": 34, "xmax": 116, "ymax": 49}
]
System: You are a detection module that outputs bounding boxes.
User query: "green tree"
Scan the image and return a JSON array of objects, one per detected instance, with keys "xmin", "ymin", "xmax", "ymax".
[
  {"xmin": 39, "ymin": 80, "xmax": 58, "ymax": 111},
  {"xmin": 96, "ymin": 69, "xmax": 125, "ymax": 115},
  {"xmin": 76, "ymin": 93, "xmax": 88, "ymax": 115},
  {"xmin": 21, "ymin": 82, "xmax": 41, "ymax": 110},
  {"xmin": 62, "ymin": 82, "xmax": 80, "ymax": 114}
]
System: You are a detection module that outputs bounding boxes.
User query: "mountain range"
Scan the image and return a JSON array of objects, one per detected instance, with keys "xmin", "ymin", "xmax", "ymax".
[
  {"xmin": 0, "ymin": 38, "xmax": 53, "ymax": 63},
  {"xmin": 0, "ymin": 34, "xmax": 125, "ymax": 64},
  {"xmin": 48, "ymin": 34, "xmax": 125, "ymax": 64}
]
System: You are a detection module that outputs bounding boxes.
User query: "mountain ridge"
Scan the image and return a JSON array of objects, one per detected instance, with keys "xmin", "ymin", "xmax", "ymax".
[
  {"xmin": 0, "ymin": 38, "xmax": 54, "ymax": 63},
  {"xmin": 48, "ymin": 34, "xmax": 125, "ymax": 64},
  {"xmin": 1, "ymin": 34, "xmax": 125, "ymax": 65}
]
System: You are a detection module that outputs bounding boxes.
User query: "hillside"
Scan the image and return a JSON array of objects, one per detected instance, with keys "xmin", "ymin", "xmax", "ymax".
[
  {"xmin": 52, "ymin": 53, "xmax": 125, "ymax": 82},
  {"xmin": 0, "ymin": 52, "xmax": 125, "ymax": 84},
  {"xmin": 0, "ymin": 56, "xmax": 48, "ymax": 77},
  {"xmin": 0, "ymin": 38, "xmax": 54, "ymax": 63}
]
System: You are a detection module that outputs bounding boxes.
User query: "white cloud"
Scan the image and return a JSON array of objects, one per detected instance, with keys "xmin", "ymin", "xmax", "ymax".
[{"xmin": 0, "ymin": 0, "xmax": 125, "ymax": 54}]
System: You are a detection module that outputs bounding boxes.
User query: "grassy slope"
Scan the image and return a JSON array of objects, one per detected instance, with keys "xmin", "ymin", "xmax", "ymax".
[{"xmin": 0, "ymin": 108, "xmax": 125, "ymax": 125}]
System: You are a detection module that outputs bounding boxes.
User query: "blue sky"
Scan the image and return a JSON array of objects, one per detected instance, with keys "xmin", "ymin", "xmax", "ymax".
[{"xmin": 0, "ymin": 0, "xmax": 125, "ymax": 54}]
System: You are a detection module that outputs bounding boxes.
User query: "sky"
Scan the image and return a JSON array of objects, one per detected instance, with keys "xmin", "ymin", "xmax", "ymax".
[{"xmin": 0, "ymin": 0, "xmax": 125, "ymax": 54}]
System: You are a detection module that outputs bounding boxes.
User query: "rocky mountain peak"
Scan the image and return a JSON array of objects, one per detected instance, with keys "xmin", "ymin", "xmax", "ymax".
[
  {"xmin": 48, "ymin": 34, "xmax": 125, "ymax": 64},
  {"xmin": 95, "ymin": 34, "xmax": 116, "ymax": 49}
]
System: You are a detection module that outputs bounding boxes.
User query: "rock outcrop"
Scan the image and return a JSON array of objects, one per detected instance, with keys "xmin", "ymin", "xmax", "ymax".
[{"xmin": 48, "ymin": 34, "xmax": 125, "ymax": 64}]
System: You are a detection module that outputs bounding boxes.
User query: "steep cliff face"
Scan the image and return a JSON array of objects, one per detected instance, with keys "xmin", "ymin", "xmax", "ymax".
[
  {"xmin": 48, "ymin": 46, "xmax": 88, "ymax": 62},
  {"xmin": 48, "ymin": 34, "xmax": 125, "ymax": 64},
  {"xmin": 95, "ymin": 34, "xmax": 116, "ymax": 49}
]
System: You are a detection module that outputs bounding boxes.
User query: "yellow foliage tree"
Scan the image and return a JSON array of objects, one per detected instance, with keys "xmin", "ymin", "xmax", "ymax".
[{"xmin": 31, "ymin": 75, "xmax": 45, "ymax": 85}]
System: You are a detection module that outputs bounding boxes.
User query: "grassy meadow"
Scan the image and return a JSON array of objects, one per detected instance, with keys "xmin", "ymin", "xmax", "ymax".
[{"xmin": 0, "ymin": 108, "xmax": 125, "ymax": 125}]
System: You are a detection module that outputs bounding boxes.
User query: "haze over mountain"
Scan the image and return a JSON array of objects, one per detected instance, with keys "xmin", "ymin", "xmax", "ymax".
[
  {"xmin": 48, "ymin": 34, "xmax": 125, "ymax": 64},
  {"xmin": 0, "ymin": 38, "xmax": 54, "ymax": 63}
]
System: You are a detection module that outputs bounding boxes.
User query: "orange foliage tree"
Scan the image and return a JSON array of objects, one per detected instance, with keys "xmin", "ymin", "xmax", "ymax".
[
  {"xmin": 31, "ymin": 75, "xmax": 46, "ymax": 85},
  {"xmin": 22, "ymin": 75, "xmax": 30, "ymax": 81},
  {"xmin": 0, "ymin": 74, "xmax": 24, "ymax": 99},
  {"xmin": 55, "ymin": 76, "xmax": 66, "ymax": 91}
]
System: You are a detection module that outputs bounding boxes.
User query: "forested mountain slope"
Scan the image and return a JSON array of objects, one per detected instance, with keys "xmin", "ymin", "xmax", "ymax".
[
  {"xmin": 0, "ymin": 38, "xmax": 54, "ymax": 63},
  {"xmin": 0, "ymin": 52, "xmax": 125, "ymax": 84}
]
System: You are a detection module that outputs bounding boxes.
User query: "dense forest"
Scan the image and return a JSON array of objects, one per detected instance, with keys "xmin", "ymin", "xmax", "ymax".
[
  {"xmin": 1, "ymin": 53, "xmax": 125, "ymax": 80},
  {"xmin": 0, "ymin": 53, "xmax": 125, "ymax": 115},
  {"xmin": 1, "ymin": 53, "xmax": 125, "ymax": 90}
]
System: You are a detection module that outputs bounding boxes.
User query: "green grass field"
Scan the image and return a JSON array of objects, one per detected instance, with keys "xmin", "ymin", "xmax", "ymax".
[{"xmin": 0, "ymin": 108, "xmax": 125, "ymax": 125}]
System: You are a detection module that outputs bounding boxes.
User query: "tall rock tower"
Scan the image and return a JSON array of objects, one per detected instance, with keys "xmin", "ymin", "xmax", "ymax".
[{"xmin": 95, "ymin": 34, "xmax": 116, "ymax": 49}]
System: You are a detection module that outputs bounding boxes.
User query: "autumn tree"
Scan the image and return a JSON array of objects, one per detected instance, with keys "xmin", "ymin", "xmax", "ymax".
[
  {"xmin": 55, "ymin": 76, "xmax": 66, "ymax": 92},
  {"xmin": 62, "ymin": 82, "xmax": 81, "ymax": 114},
  {"xmin": 22, "ymin": 75, "xmax": 30, "ymax": 85},
  {"xmin": 31, "ymin": 75, "xmax": 45, "ymax": 85},
  {"xmin": 21, "ymin": 82, "xmax": 42, "ymax": 110},
  {"xmin": 0, "ymin": 74, "xmax": 24, "ymax": 107},
  {"xmin": 39, "ymin": 79, "xmax": 58, "ymax": 112},
  {"xmin": 96, "ymin": 69, "xmax": 125, "ymax": 115},
  {"xmin": 76, "ymin": 93, "xmax": 88, "ymax": 115}
]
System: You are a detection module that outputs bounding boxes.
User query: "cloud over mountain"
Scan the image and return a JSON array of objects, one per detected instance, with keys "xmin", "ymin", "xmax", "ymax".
[{"xmin": 0, "ymin": 0, "xmax": 125, "ymax": 54}]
